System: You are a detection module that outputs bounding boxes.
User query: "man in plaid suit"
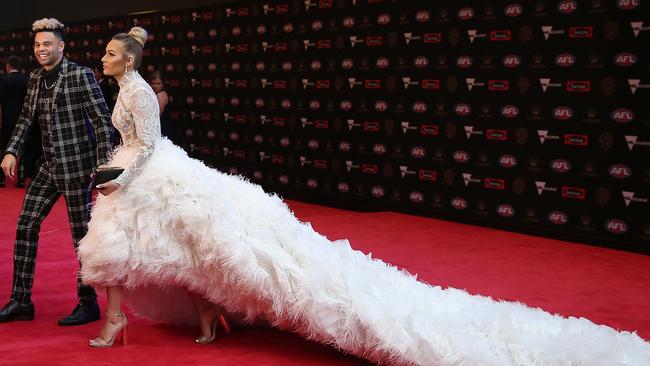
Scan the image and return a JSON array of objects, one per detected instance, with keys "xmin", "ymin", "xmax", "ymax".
[{"xmin": 0, "ymin": 18, "xmax": 112, "ymax": 325}]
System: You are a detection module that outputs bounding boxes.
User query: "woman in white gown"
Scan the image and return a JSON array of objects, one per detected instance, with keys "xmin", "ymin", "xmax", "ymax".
[{"xmin": 78, "ymin": 27, "xmax": 650, "ymax": 365}]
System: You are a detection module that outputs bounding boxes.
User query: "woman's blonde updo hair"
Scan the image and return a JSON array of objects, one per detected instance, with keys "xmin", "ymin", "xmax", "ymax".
[{"xmin": 112, "ymin": 26, "xmax": 148, "ymax": 69}]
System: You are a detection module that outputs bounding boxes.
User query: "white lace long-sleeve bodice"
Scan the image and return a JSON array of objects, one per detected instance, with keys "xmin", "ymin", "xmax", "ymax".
[{"xmin": 112, "ymin": 71, "xmax": 161, "ymax": 187}]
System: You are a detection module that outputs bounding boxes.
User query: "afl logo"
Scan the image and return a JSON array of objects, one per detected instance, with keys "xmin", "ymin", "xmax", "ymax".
[
  {"xmin": 501, "ymin": 105, "xmax": 520, "ymax": 118},
  {"xmin": 617, "ymin": 0, "xmax": 640, "ymax": 10},
  {"xmin": 310, "ymin": 60, "xmax": 322, "ymax": 71},
  {"xmin": 376, "ymin": 57, "xmax": 390, "ymax": 69},
  {"xmin": 372, "ymin": 186, "xmax": 386, "ymax": 198},
  {"xmin": 412, "ymin": 101, "xmax": 427, "ymax": 113},
  {"xmin": 373, "ymin": 143, "xmax": 387, "ymax": 155},
  {"xmin": 554, "ymin": 53, "xmax": 576, "ymax": 67},
  {"xmin": 231, "ymin": 62, "xmax": 241, "ymax": 71},
  {"xmin": 337, "ymin": 182, "xmax": 350, "ymax": 193},
  {"xmin": 457, "ymin": 7, "xmax": 475, "ymax": 20},
  {"xmin": 553, "ymin": 106, "xmax": 574, "ymax": 120},
  {"xmin": 279, "ymin": 137, "xmax": 290, "ymax": 147},
  {"xmin": 230, "ymin": 97, "xmax": 240, "ymax": 107},
  {"xmin": 453, "ymin": 150, "xmax": 470, "ymax": 163},
  {"xmin": 341, "ymin": 58, "xmax": 354, "ymax": 69},
  {"xmin": 414, "ymin": 56, "xmax": 429, "ymax": 68},
  {"xmin": 557, "ymin": 0, "xmax": 578, "ymax": 14},
  {"xmin": 550, "ymin": 159, "xmax": 571, "ymax": 173},
  {"xmin": 253, "ymin": 134, "xmax": 264, "ymax": 144},
  {"xmin": 309, "ymin": 100, "xmax": 321, "ymax": 110},
  {"xmin": 256, "ymin": 24, "xmax": 266, "ymax": 34},
  {"xmin": 455, "ymin": 103, "xmax": 471, "ymax": 116},
  {"xmin": 504, "ymin": 4, "xmax": 524, "ymax": 17},
  {"xmin": 283, "ymin": 23, "xmax": 294, "ymax": 33},
  {"xmin": 415, "ymin": 10, "xmax": 431, "ymax": 22},
  {"xmin": 548, "ymin": 211, "xmax": 569, "ymax": 225},
  {"xmin": 308, "ymin": 139, "xmax": 319, "ymax": 150},
  {"xmin": 229, "ymin": 132, "xmax": 239, "ymax": 141},
  {"xmin": 613, "ymin": 52, "xmax": 637, "ymax": 67},
  {"xmin": 409, "ymin": 191, "xmax": 424, "ymax": 203},
  {"xmin": 377, "ymin": 13, "xmax": 391, "ymax": 25},
  {"xmin": 411, "ymin": 146, "xmax": 426, "ymax": 159},
  {"xmin": 340, "ymin": 100, "xmax": 353, "ymax": 111},
  {"xmin": 306, "ymin": 179, "xmax": 318, "ymax": 189},
  {"xmin": 457, "ymin": 55, "xmax": 473, "ymax": 68},
  {"xmin": 375, "ymin": 100, "xmax": 389, "ymax": 112},
  {"xmin": 338, "ymin": 141, "xmax": 352, "ymax": 152},
  {"xmin": 502, "ymin": 54, "xmax": 522, "ymax": 68},
  {"xmin": 451, "ymin": 197, "xmax": 468, "ymax": 210},
  {"xmin": 282, "ymin": 61, "xmax": 293, "ymax": 71},
  {"xmin": 499, "ymin": 155, "xmax": 518, "ymax": 168},
  {"xmin": 608, "ymin": 164, "xmax": 632, "ymax": 179},
  {"xmin": 605, "ymin": 219, "xmax": 628, "ymax": 234},
  {"xmin": 610, "ymin": 108, "xmax": 635, "ymax": 123},
  {"xmin": 343, "ymin": 17, "xmax": 355, "ymax": 28},
  {"xmin": 231, "ymin": 26, "xmax": 241, "ymax": 36},
  {"xmin": 311, "ymin": 20, "xmax": 323, "ymax": 31},
  {"xmin": 281, "ymin": 99, "xmax": 291, "ymax": 109},
  {"xmin": 496, "ymin": 204, "xmax": 515, "ymax": 217},
  {"xmin": 254, "ymin": 98, "xmax": 265, "ymax": 108}
]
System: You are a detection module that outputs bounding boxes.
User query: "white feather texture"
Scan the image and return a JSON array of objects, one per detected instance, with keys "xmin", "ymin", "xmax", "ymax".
[{"xmin": 79, "ymin": 139, "xmax": 650, "ymax": 366}]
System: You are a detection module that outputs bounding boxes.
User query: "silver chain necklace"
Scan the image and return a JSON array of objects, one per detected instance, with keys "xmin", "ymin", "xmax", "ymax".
[{"xmin": 43, "ymin": 77, "xmax": 57, "ymax": 90}]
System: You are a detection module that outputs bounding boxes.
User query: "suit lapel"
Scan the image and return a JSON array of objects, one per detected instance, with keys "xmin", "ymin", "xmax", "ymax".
[
  {"xmin": 29, "ymin": 68, "xmax": 44, "ymax": 120},
  {"xmin": 50, "ymin": 58, "xmax": 68, "ymax": 114}
]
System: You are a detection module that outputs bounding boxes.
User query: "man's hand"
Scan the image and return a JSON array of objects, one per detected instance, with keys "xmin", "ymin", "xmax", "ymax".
[
  {"xmin": 1, "ymin": 154, "xmax": 17, "ymax": 181},
  {"xmin": 96, "ymin": 180, "xmax": 120, "ymax": 196}
]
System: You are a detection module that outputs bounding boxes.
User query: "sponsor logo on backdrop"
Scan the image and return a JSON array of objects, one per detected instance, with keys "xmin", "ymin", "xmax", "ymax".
[
  {"xmin": 535, "ymin": 181, "xmax": 558, "ymax": 195},
  {"xmin": 628, "ymin": 79, "xmax": 650, "ymax": 94},
  {"xmin": 548, "ymin": 211, "xmax": 569, "ymax": 225},
  {"xmin": 609, "ymin": 164, "xmax": 632, "ymax": 179},
  {"xmin": 617, "ymin": 0, "xmax": 640, "ymax": 10},
  {"xmin": 630, "ymin": 21, "xmax": 650, "ymax": 37},
  {"xmin": 462, "ymin": 173, "xmax": 480, "ymax": 186},
  {"xmin": 610, "ymin": 108, "xmax": 635, "ymax": 123},
  {"xmin": 542, "ymin": 26, "xmax": 565, "ymax": 40},
  {"xmin": 497, "ymin": 204, "xmax": 515, "ymax": 217},
  {"xmin": 451, "ymin": 197, "xmax": 468, "ymax": 210},
  {"xmin": 625, "ymin": 135, "xmax": 650, "ymax": 150},
  {"xmin": 550, "ymin": 159, "xmax": 572, "ymax": 173},
  {"xmin": 605, "ymin": 219, "xmax": 628, "ymax": 234},
  {"xmin": 622, "ymin": 191, "xmax": 648, "ymax": 207}
]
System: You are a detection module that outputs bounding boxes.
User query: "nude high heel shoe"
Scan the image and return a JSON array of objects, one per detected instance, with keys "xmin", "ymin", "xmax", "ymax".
[
  {"xmin": 89, "ymin": 312, "xmax": 128, "ymax": 348},
  {"xmin": 195, "ymin": 314, "xmax": 230, "ymax": 344}
]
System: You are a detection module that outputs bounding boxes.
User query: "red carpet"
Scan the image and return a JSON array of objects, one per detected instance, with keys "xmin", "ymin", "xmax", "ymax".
[{"xmin": 0, "ymin": 186, "xmax": 648, "ymax": 365}]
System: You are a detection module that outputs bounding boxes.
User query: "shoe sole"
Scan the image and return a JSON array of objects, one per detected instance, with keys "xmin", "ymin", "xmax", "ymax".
[{"xmin": 0, "ymin": 315, "xmax": 34, "ymax": 322}]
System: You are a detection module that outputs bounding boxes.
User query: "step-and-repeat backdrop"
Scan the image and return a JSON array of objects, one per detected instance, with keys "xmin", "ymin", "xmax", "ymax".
[{"xmin": 1, "ymin": 0, "xmax": 648, "ymax": 250}]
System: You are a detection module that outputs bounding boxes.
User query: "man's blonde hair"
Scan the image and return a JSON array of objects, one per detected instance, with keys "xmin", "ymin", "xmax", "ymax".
[{"xmin": 32, "ymin": 18, "xmax": 65, "ymax": 33}]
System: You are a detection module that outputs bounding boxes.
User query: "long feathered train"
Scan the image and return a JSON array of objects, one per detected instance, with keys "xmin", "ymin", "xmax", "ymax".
[{"xmin": 79, "ymin": 139, "xmax": 650, "ymax": 365}]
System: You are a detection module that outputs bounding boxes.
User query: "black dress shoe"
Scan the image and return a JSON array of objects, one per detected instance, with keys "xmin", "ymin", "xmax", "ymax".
[
  {"xmin": 58, "ymin": 299, "xmax": 100, "ymax": 326},
  {"xmin": 0, "ymin": 299, "xmax": 35, "ymax": 322}
]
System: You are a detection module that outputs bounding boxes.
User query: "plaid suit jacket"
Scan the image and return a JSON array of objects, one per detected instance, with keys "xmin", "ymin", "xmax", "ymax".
[{"xmin": 5, "ymin": 58, "xmax": 113, "ymax": 184}]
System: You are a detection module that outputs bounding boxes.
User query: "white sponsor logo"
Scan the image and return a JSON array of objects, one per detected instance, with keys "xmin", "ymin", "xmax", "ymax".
[
  {"xmin": 537, "ymin": 130, "xmax": 560, "ymax": 144},
  {"xmin": 535, "ymin": 181, "xmax": 558, "ymax": 195},
  {"xmin": 541, "ymin": 26, "xmax": 565, "ymax": 40},
  {"xmin": 622, "ymin": 191, "xmax": 648, "ymax": 207}
]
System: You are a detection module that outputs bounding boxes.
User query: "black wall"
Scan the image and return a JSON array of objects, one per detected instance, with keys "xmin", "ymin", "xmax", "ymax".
[{"xmin": 1, "ymin": 1, "xmax": 648, "ymax": 253}]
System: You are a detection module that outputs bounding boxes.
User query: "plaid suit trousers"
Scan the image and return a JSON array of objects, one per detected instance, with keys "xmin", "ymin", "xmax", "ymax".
[{"xmin": 11, "ymin": 164, "xmax": 96, "ymax": 304}]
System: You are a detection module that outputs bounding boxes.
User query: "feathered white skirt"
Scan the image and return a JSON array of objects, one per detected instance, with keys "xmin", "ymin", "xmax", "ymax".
[{"xmin": 78, "ymin": 139, "xmax": 650, "ymax": 365}]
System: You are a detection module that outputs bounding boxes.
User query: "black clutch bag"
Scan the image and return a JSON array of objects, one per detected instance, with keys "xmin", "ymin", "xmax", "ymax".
[{"xmin": 92, "ymin": 167, "xmax": 124, "ymax": 189}]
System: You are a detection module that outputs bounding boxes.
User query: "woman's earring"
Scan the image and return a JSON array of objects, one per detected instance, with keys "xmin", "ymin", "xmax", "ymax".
[{"xmin": 124, "ymin": 64, "xmax": 128, "ymax": 75}]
